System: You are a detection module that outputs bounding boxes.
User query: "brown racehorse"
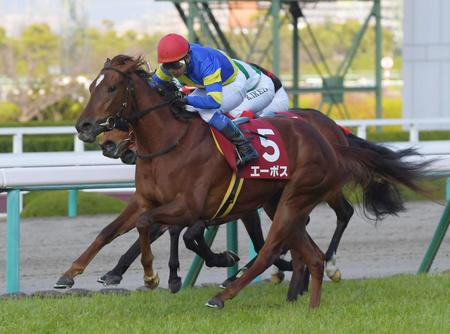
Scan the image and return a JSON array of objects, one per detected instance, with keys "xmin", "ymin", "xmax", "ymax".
[
  {"xmin": 96, "ymin": 109, "xmax": 355, "ymax": 292},
  {"xmin": 75, "ymin": 55, "xmax": 431, "ymax": 308}
]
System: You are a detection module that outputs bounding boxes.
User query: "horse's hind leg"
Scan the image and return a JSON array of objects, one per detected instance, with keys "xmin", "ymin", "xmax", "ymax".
[
  {"xmin": 207, "ymin": 195, "xmax": 316, "ymax": 309},
  {"xmin": 168, "ymin": 225, "xmax": 184, "ymax": 293},
  {"xmin": 291, "ymin": 228, "xmax": 325, "ymax": 308},
  {"xmin": 298, "ymin": 192, "xmax": 353, "ymax": 293},
  {"xmin": 324, "ymin": 192, "xmax": 353, "ymax": 282},
  {"xmin": 54, "ymin": 197, "xmax": 141, "ymax": 289},
  {"xmin": 286, "ymin": 248, "xmax": 307, "ymax": 302}
]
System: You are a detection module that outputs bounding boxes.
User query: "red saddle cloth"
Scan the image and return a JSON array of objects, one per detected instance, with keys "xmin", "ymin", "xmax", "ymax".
[{"xmin": 210, "ymin": 118, "xmax": 290, "ymax": 179}]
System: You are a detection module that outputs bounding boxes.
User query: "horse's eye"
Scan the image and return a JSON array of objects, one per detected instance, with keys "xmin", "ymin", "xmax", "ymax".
[{"xmin": 108, "ymin": 85, "xmax": 117, "ymax": 93}]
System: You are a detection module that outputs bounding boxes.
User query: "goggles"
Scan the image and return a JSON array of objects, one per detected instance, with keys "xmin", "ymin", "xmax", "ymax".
[{"xmin": 162, "ymin": 59, "xmax": 186, "ymax": 71}]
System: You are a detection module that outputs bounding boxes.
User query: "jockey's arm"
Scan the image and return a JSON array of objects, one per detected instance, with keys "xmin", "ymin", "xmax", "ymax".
[
  {"xmin": 185, "ymin": 59, "xmax": 222, "ymax": 110},
  {"xmin": 151, "ymin": 65, "xmax": 172, "ymax": 86}
]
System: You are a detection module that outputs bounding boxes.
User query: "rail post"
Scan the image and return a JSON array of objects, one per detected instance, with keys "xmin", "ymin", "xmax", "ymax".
[
  {"xmin": 68, "ymin": 189, "xmax": 78, "ymax": 217},
  {"xmin": 6, "ymin": 189, "xmax": 21, "ymax": 293},
  {"xmin": 226, "ymin": 221, "xmax": 238, "ymax": 277},
  {"xmin": 417, "ymin": 177, "xmax": 450, "ymax": 273}
]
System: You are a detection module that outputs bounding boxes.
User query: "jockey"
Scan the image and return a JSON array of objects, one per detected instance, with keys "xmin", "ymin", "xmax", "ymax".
[{"xmin": 152, "ymin": 33, "xmax": 273, "ymax": 166}]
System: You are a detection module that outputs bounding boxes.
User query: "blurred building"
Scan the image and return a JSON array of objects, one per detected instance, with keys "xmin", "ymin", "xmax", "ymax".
[
  {"xmin": 403, "ymin": 0, "xmax": 450, "ymax": 124},
  {"xmin": 218, "ymin": 0, "xmax": 402, "ymax": 41}
]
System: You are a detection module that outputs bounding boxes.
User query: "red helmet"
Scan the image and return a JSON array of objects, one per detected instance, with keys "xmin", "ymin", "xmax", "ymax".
[{"xmin": 157, "ymin": 33, "xmax": 190, "ymax": 63}]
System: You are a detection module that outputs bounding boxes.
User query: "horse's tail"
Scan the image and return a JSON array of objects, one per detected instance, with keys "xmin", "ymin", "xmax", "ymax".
[{"xmin": 337, "ymin": 133, "xmax": 434, "ymax": 220}]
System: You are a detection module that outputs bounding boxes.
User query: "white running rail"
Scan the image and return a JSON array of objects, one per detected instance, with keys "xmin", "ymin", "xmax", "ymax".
[
  {"xmin": 0, "ymin": 126, "xmax": 84, "ymax": 154},
  {"xmin": 2, "ymin": 118, "xmax": 450, "ymax": 154}
]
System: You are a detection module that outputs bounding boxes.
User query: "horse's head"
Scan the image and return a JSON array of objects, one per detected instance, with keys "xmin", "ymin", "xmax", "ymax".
[
  {"xmin": 76, "ymin": 55, "xmax": 153, "ymax": 143},
  {"xmin": 100, "ymin": 127, "xmax": 137, "ymax": 165}
]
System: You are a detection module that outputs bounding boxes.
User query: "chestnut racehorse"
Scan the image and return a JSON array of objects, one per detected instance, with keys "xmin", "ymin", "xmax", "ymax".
[
  {"xmin": 75, "ymin": 55, "xmax": 430, "ymax": 308},
  {"xmin": 95, "ymin": 109, "xmax": 357, "ymax": 292}
]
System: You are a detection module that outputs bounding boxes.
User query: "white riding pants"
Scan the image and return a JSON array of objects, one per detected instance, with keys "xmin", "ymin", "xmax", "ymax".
[
  {"xmin": 257, "ymin": 86, "xmax": 290, "ymax": 118},
  {"xmin": 227, "ymin": 71, "xmax": 276, "ymax": 119},
  {"xmin": 185, "ymin": 60, "xmax": 277, "ymax": 122}
]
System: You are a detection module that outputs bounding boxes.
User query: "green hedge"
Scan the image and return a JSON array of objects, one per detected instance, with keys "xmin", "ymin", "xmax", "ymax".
[
  {"xmin": 0, "ymin": 121, "xmax": 99, "ymax": 152},
  {"xmin": 22, "ymin": 191, "xmax": 127, "ymax": 218}
]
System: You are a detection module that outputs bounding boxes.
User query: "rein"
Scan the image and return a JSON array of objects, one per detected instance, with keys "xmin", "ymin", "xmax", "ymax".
[{"xmin": 101, "ymin": 65, "xmax": 191, "ymax": 161}]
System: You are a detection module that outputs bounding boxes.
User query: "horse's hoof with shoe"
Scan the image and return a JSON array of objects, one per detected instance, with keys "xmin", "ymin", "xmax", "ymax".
[
  {"xmin": 54, "ymin": 276, "xmax": 75, "ymax": 289},
  {"xmin": 144, "ymin": 273, "xmax": 160, "ymax": 289},
  {"xmin": 205, "ymin": 251, "xmax": 240, "ymax": 268},
  {"xmin": 97, "ymin": 272, "xmax": 123, "ymax": 286},
  {"xmin": 271, "ymin": 271, "xmax": 285, "ymax": 285},
  {"xmin": 325, "ymin": 253, "xmax": 341, "ymax": 282},
  {"xmin": 327, "ymin": 268, "xmax": 341, "ymax": 282},
  {"xmin": 168, "ymin": 277, "xmax": 182, "ymax": 293},
  {"xmin": 224, "ymin": 251, "xmax": 240, "ymax": 267},
  {"xmin": 205, "ymin": 296, "xmax": 224, "ymax": 309}
]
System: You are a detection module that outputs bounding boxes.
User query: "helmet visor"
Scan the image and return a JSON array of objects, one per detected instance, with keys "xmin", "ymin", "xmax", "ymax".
[{"xmin": 162, "ymin": 59, "xmax": 186, "ymax": 71}]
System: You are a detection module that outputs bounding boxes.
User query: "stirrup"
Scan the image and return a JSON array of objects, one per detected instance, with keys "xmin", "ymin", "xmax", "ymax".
[{"xmin": 232, "ymin": 116, "xmax": 250, "ymax": 125}]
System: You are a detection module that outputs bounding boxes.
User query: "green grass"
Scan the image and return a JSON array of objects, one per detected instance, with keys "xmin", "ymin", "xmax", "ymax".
[
  {"xmin": 0, "ymin": 275, "xmax": 448, "ymax": 333},
  {"xmin": 22, "ymin": 190, "xmax": 127, "ymax": 218}
]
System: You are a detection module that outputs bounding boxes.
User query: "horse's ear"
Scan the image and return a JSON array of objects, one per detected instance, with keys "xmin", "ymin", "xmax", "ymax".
[
  {"xmin": 145, "ymin": 60, "xmax": 153, "ymax": 73},
  {"xmin": 104, "ymin": 58, "xmax": 111, "ymax": 66}
]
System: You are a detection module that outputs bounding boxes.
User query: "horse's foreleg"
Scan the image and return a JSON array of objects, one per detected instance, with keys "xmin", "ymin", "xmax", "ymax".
[
  {"xmin": 183, "ymin": 222, "xmax": 239, "ymax": 268},
  {"xmin": 168, "ymin": 225, "xmax": 184, "ymax": 293},
  {"xmin": 136, "ymin": 211, "xmax": 159, "ymax": 289},
  {"xmin": 98, "ymin": 223, "xmax": 166, "ymax": 286},
  {"xmin": 136, "ymin": 200, "xmax": 195, "ymax": 289},
  {"xmin": 54, "ymin": 197, "xmax": 141, "ymax": 289}
]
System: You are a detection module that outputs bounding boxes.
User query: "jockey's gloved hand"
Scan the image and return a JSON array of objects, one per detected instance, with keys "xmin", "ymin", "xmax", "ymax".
[{"xmin": 172, "ymin": 96, "xmax": 188, "ymax": 108}]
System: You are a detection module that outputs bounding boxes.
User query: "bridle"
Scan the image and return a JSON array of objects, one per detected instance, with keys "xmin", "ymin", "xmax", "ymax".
[{"xmin": 99, "ymin": 65, "xmax": 191, "ymax": 160}]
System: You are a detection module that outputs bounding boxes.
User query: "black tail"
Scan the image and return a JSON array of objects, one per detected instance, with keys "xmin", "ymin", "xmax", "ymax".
[{"xmin": 338, "ymin": 134, "xmax": 434, "ymax": 220}]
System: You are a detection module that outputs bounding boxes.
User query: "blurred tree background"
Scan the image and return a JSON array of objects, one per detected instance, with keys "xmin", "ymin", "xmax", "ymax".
[{"xmin": 0, "ymin": 18, "xmax": 401, "ymax": 123}]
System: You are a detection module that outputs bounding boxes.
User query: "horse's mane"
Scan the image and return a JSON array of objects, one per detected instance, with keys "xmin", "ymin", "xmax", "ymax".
[{"xmin": 108, "ymin": 54, "xmax": 151, "ymax": 80}]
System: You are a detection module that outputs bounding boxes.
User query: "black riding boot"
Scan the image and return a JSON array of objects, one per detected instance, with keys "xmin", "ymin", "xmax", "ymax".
[{"xmin": 221, "ymin": 118, "xmax": 259, "ymax": 166}]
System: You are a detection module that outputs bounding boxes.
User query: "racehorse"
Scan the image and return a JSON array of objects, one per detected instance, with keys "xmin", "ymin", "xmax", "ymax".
[
  {"xmin": 75, "ymin": 55, "xmax": 431, "ymax": 308},
  {"xmin": 95, "ymin": 109, "xmax": 357, "ymax": 291}
]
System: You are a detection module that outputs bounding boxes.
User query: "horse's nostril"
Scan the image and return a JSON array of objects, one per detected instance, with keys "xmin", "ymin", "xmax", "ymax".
[
  {"xmin": 101, "ymin": 140, "xmax": 117, "ymax": 153},
  {"xmin": 81, "ymin": 122, "xmax": 93, "ymax": 132},
  {"xmin": 121, "ymin": 149, "xmax": 137, "ymax": 165}
]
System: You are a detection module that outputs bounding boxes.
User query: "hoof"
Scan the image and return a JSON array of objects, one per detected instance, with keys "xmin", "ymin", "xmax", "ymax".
[
  {"xmin": 286, "ymin": 293, "xmax": 298, "ymax": 302},
  {"xmin": 225, "ymin": 251, "xmax": 240, "ymax": 267},
  {"xmin": 328, "ymin": 269, "xmax": 341, "ymax": 282},
  {"xmin": 144, "ymin": 273, "xmax": 160, "ymax": 290},
  {"xmin": 271, "ymin": 271, "xmax": 285, "ymax": 285},
  {"xmin": 168, "ymin": 277, "xmax": 182, "ymax": 293},
  {"xmin": 97, "ymin": 272, "xmax": 123, "ymax": 286},
  {"xmin": 54, "ymin": 276, "xmax": 74, "ymax": 289},
  {"xmin": 205, "ymin": 296, "xmax": 224, "ymax": 309}
]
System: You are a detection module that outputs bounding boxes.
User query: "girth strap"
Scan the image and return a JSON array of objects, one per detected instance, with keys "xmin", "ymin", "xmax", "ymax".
[{"xmin": 211, "ymin": 172, "xmax": 244, "ymax": 220}]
